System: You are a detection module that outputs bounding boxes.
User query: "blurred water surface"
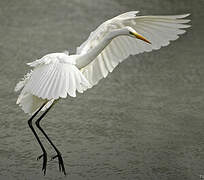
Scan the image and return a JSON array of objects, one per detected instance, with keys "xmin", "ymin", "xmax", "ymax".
[{"xmin": 0, "ymin": 0, "xmax": 204, "ymax": 179}]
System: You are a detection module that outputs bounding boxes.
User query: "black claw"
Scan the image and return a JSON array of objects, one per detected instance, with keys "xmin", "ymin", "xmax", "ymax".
[
  {"xmin": 50, "ymin": 155, "xmax": 58, "ymax": 161},
  {"xmin": 51, "ymin": 154, "xmax": 66, "ymax": 175},
  {"xmin": 37, "ymin": 153, "xmax": 47, "ymax": 175},
  {"xmin": 37, "ymin": 154, "xmax": 43, "ymax": 160},
  {"xmin": 42, "ymin": 167, "xmax": 46, "ymax": 176}
]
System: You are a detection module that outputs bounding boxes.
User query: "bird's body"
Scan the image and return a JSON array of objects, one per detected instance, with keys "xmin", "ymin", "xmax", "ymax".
[{"xmin": 14, "ymin": 11, "xmax": 190, "ymax": 175}]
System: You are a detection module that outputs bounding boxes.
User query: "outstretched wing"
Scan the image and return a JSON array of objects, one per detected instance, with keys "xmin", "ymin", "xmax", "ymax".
[
  {"xmin": 76, "ymin": 11, "xmax": 190, "ymax": 87},
  {"xmin": 15, "ymin": 53, "xmax": 91, "ymax": 114},
  {"xmin": 17, "ymin": 58, "xmax": 91, "ymax": 101}
]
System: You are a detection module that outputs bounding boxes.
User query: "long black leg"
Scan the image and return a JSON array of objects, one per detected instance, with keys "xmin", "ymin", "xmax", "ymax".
[
  {"xmin": 28, "ymin": 102, "xmax": 47, "ymax": 175},
  {"xmin": 35, "ymin": 101, "xmax": 66, "ymax": 175}
]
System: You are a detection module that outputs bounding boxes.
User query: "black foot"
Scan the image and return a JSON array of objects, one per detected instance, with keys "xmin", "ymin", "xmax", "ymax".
[
  {"xmin": 51, "ymin": 154, "xmax": 66, "ymax": 175},
  {"xmin": 37, "ymin": 153, "xmax": 47, "ymax": 175}
]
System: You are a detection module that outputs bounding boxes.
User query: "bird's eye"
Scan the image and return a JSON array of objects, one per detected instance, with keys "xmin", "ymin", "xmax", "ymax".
[{"xmin": 129, "ymin": 31, "xmax": 134, "ymax": 35}]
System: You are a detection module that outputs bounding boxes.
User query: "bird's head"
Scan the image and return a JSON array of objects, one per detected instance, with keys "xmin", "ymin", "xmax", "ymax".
[{"xmin": 125, "ymin": 26, "xmax": 151, "ymax": 44}]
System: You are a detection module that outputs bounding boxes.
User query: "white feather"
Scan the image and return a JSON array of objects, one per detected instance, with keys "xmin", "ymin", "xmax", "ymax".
[
  {"xmin": 76, "ymin": 12, "xmax": 190, "ymax": 87},
  {"xmin": 15, "ymin": 11, "xmax": 190, "ymax": 114},
  {"xmin": 16, "ymin": 53, "xmax": 91, "ymax": 114}
]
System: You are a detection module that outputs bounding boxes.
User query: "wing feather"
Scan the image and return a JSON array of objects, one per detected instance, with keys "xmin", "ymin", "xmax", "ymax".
[
  {"xmin": 105, "ymin": 44, "xmax": 118, "ymax": 68},
  {"xmin": 35, "ymin": 64, "xmax": 55, "ymax": 96},
  {"xmin": 68, "ymin": 71, "xmax": 76, "ymax": 97},
  {"xmin": 39, "ymin": 64, "xmax": 57, "ymax": 98},
  {"xmin": 76, "ymin": 12, "xmax": 190, "ymax": 87},
  {"xmin": 43, "ymin": 64, "xmax": 59, "ymax": 99},
  {"xmin": 102, "ymin": 51, "xmax": 114, "ymax": 72},
  {"xmin": 21, "ymin": 61, "xmax": 90, "ymax": 100}
]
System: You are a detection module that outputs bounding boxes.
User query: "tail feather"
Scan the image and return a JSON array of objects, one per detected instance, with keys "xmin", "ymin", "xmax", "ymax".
[
  {"xmin": 14, "ymin": 70, "xmax": 33, "ymax": 92},
  {"xmin": 15, "ymin": 69, "xmax": 56, "ymax": 115},
  {"xmin": 17, "ymin": 92, "xmax": 49, "ymax": 115}
]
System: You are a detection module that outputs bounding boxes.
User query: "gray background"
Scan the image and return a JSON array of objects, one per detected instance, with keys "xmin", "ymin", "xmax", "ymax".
[{"xmin": 0, "ymin": 0, "xmax": 203, "ymax": 179}]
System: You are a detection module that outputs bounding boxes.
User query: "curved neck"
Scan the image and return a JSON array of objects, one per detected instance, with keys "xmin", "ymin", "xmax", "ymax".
[{"xmin": 75, "ymin": 29, "xmax": 126, "ymax": 69}]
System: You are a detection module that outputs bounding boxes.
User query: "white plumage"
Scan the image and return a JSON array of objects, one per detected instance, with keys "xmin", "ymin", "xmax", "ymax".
[
  {"xmin": 15, "ymin": 11, "xmax": 190, "ymax": 114},
  {"xmin": 25, "ymin": 54, "xmax": 90, "ymax": 99},
  {"xmin": 15, "ymin": 53, "xmax": 90, "ymax": 114},
  {"xmin": 77, "ymin": 11, "xmax": 190, "ymax": 86}
]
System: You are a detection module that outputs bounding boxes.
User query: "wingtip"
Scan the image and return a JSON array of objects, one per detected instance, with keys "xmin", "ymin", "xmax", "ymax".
[
  {"xmin": 169, "ymin": 13, "xmax": 191, "ymax": 19},
  {"xmin": 180, "ymin": 13, "xmax": 191, "ymax": 18},
  {"xmin": 26, "ymin": 62, "xmax": 34, "ymax": 66},
  {"xmin": 185, "ymin": 13, "xmax": 191, "ymax": 17}
]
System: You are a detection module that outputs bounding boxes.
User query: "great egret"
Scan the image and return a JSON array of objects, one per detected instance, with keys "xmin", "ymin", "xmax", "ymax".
[{"xmin": 14, "ymin": 11, "xmax": 190, "ymax": 175}]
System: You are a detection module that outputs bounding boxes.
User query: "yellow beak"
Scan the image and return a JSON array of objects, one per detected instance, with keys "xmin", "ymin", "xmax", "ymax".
[{"xmin": 133, "ymin": 32, "xmax": 151, "ymax": 44}]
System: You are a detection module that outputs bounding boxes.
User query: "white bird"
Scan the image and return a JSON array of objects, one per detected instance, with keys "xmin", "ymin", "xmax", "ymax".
[{"xmin": 14, "ymin": 11, "xmax": 190, "ymax": 175}]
